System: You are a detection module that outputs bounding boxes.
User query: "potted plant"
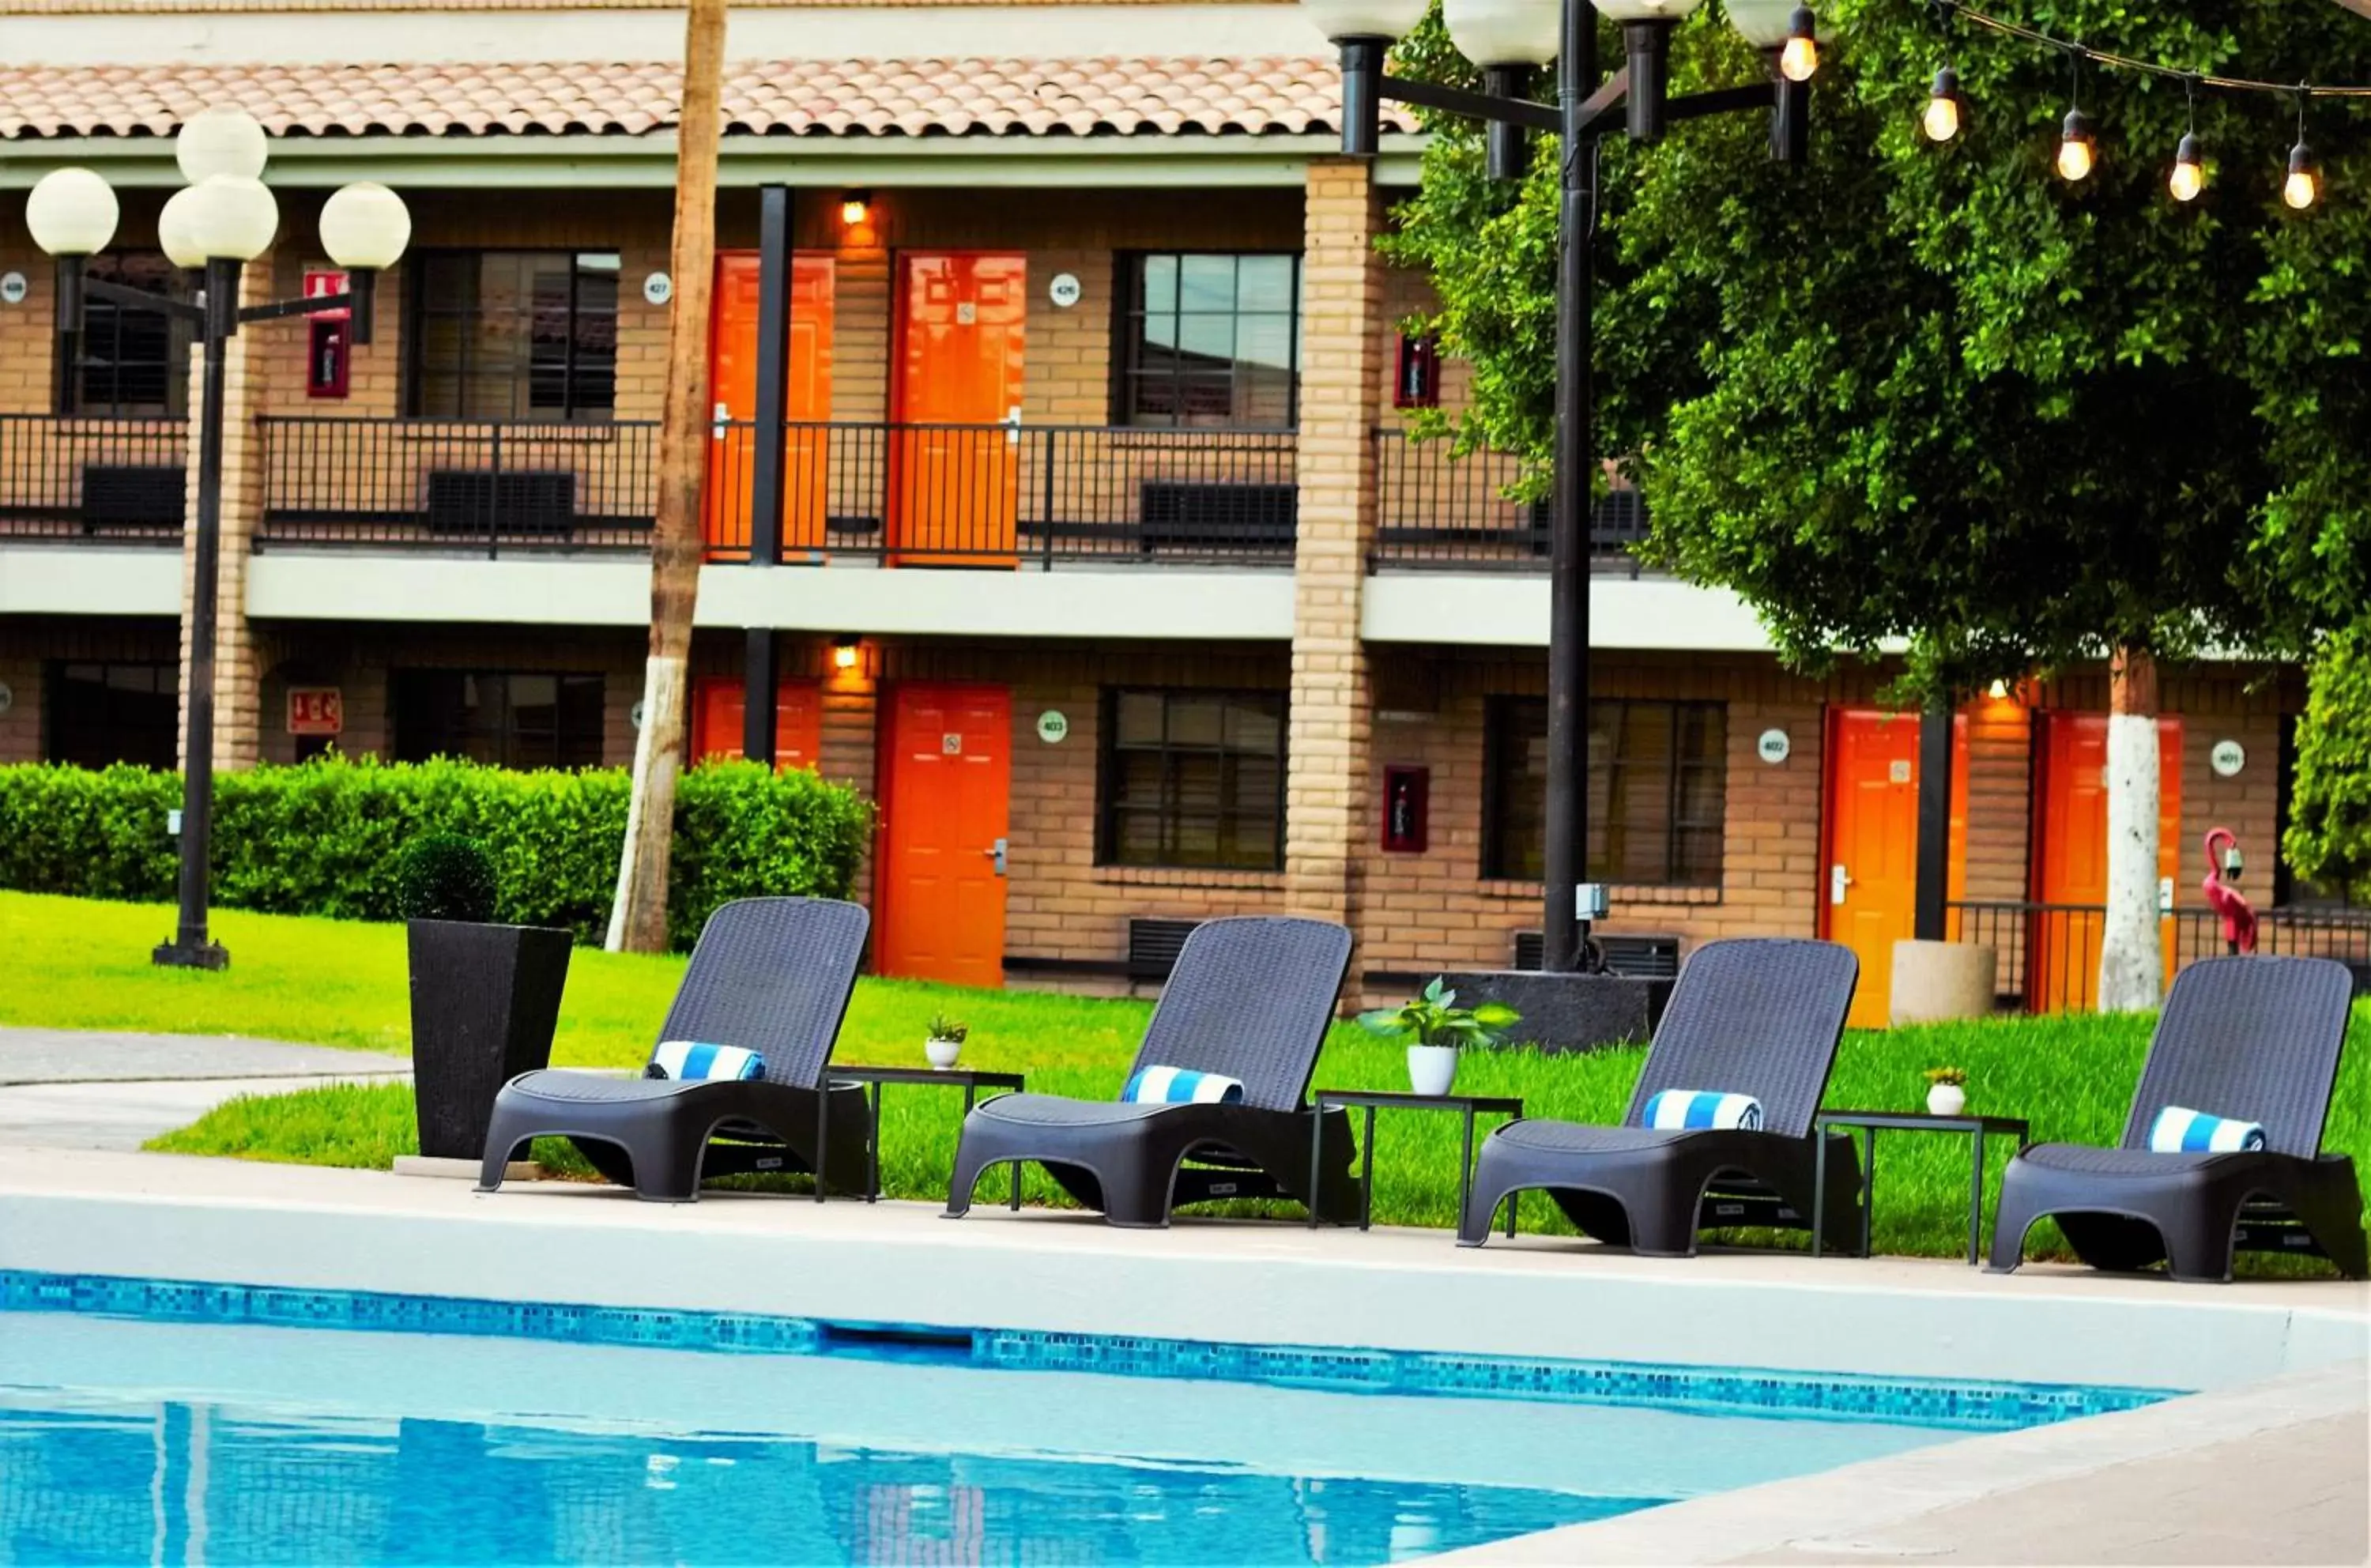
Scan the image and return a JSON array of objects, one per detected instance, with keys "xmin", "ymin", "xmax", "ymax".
[
  {"xmin": 1357, "ymin": 978, "xmax": 1521, "ymax": 1098},
  {"xmin": 401, "ymin": 832, "xmax": 572, "ymax": 1164},
  {"xmin": 1924, "ymin": 1065, "xmax": 1969, "ymax": 1117},
  {"xmin": 925, "ymin": 1012, "xmax": 968, "ymax": 1071}
]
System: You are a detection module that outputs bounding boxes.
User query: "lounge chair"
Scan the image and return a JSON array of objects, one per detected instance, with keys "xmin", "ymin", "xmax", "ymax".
[
  {"xmin": 1456, "ymin": 937, "xmax": 1863, "ymax": 1255},
  {"xmin": 1988, "ymin": 955, "xmax": 2366, "ymax": 1283},
  {"xmin": 477, "ymin": 896, "xmax": 871, "ymax": 1202},
  {"xmin": 943, "ymin": 915, "xmax": 1359, "ymax": 1227}
]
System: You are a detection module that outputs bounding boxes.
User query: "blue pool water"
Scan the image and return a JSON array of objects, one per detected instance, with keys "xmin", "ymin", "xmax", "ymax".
[{"xmin": 0, "ymin": 1282, "xmax": 2169, "ymax": 1567}]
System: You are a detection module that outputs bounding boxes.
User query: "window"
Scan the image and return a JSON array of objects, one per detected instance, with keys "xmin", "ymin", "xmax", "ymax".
[
  {"xmin": 1483, "ymin": 697, "xmax": 1726, "ymax": 885},
  {"xmin": 46, "ymin": 662, "xmax": 179, "ymax": 769},
  {"xmin": 60, "ymin": 253, "xmax": 191, "ymax": 417},
  {"xmin": 406, "ymin": 251, "xmax": 620, "ymax": 420},
  {"xmin": 392, "ymin": 670, "xmax": 606, "ymax": 769},
  {"xmin": 1118, "ymin": 254, "xmax": 1300, "ymax": 428},
  {"xmin": 1099, "ymin": 689, "xmax": 1287, "ymax": 870}
]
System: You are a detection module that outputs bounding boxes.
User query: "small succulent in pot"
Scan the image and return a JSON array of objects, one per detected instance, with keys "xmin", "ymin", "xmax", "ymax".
[
  {"xmin": 1924, "ymin": 1065, "xmax": 1968, "ymax": 1116},
  {"xmin": 1358, "ymin": 978, "xmax": 1521, "ymax": 1098},
  {"xmin": 925, "ymin": 1012, "xmax": 968, "ymax": 1070},
  {"xmin": 396, "ymin": 832, "xmax": 499, "ymax": 925}
]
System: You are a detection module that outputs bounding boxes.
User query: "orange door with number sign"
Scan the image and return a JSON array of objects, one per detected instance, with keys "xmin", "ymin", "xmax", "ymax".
[
  {"xmin": 705, "ymin": 251, "xmax": 834, "ymax": 559},
  {"xmin": 890, "ymin": 254, "xmax": 1024, "ymax": 567},
  {"xmin": 688, "ymin": 677, "xmax": 823, "ymax": 771},
  {"xmin": 1819, "ymin": 709, "xmax": 1970, "ymax": 1030},
  {"xmin": 875, "ymin": 684, "xmax": 1011, "ymax": 986},
  {"xmin": 2030, "ymin": 712, "xmax": 2182, "ymax": 1012}
]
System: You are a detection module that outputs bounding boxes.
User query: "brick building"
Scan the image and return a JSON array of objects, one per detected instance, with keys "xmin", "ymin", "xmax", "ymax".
[{"xmin": 0, "ymin": 0, "xmax": 2358, "ymax": 1021}]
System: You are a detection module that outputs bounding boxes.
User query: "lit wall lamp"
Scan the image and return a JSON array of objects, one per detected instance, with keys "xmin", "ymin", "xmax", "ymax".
[
  {"xmin": 839, "ymin": 190, "xmax": 873, "ymax": 228},
  {"xmin": 831, "ymin": 636, "xmax": 861, "ymax": 671}
]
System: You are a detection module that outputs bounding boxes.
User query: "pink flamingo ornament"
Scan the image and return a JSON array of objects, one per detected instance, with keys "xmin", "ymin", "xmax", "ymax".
[{"xmin": 2201, "ymin": 827, "xmax": 2257, "ymax": 956}]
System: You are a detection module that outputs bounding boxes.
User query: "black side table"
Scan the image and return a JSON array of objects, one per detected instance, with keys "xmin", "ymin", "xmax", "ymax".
[
  {"xmin": 826, "ymin": 1065, "xmax": 1025, "ymax": 1204},
  {"xmin": 1307, "ymin": 1090, "xmax": 1524, "ymax": 1234},
  {"xmin": 1812, "ymin": 1110, "xmax": 2031, "ymax": 1265}
]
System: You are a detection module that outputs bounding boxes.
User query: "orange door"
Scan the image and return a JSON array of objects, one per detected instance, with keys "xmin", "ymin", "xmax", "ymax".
[
  {"xmin": 2030, "ymin": 713, "xmax": 2183, "ymax": 1012},
  {"xmin": 688, "ymin": 677, "xmax": 824, "ymax": 770},
  {"xmin": 876, "ymin": 684, "xmax": 1011, "ymax": 986},
  {"xmin": 891, "ymin": 254, "xmax": 1025, "ymax": 567},
  {"xmin": 1820, "ymin": 709, "xmax": 1971, "ymax": 1030},
  {"xmin": 706, "ymin": 252, "xmax": 834, "ymax": 560}
]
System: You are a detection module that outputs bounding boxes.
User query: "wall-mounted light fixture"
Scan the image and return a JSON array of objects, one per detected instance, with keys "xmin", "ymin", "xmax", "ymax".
[
  {"xmin": 832, "ymin": 635, "xmax": 861, "ymax": 671},
  {"xmin": 839, "ymin": 190, "xmax": 872, "ymax": 228}
]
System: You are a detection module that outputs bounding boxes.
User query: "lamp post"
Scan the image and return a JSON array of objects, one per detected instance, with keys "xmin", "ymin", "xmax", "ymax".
[
  {"xmin": 28, "ymin": 107, "xmax": 411, "ymax": 970},
  {"xmin": 1306, "ymin": 0, "xmax": 1819, "ymax": 972}
]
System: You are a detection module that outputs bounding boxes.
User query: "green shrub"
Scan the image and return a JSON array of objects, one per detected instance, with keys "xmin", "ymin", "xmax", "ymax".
[
  {"xmin": 395, "ymin": 832, "xmax": 498, "ymax": 923},
  {"xmin": 0, "ymin": 756, "xmax": 874, "ymax": 948}
]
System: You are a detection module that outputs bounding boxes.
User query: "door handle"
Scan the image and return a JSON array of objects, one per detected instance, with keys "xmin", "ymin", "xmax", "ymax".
[
  {"xmin": 986, "ymin": 837, "xmax": 1008, "ymax": 876},
  {"xmin": 711, "ymin": 400, "xmax": 729, "ymax": 439},
  {"xmin": 1830, "ymin": 865, "xmax": 1851, "ymax": 906},
  {"xmin": 1004, "ymin": 405, "xmax": 1022, "ymax": 447}
]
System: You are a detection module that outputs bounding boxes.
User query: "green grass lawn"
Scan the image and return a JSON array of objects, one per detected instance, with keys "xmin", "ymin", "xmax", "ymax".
[{"xmin": 7, "ymin": 891, "xmax": 2364, "ymax": 1271}]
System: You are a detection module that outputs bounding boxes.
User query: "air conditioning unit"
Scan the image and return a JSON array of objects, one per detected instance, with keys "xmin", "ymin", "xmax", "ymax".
[
  {"xmin": 424, "ymin": 469, "xmax": 575, "ymax": 536},
  {"xmin": 1126, "ymin": 917, "xmax": 1204, "ymax": 981}
]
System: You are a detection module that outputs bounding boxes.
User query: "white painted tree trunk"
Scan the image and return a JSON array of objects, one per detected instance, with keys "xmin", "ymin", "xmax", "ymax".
[
  {"xmin": 2097, "ymin": 649, "xmax": 2163, "ymax": 1012},
  {"xmin": 605, "ymin": 653, "xmax": 687, "ymax": 952}
]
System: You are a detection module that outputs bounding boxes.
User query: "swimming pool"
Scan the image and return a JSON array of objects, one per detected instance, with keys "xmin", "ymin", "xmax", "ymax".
[{"xmin": 0, "ymin": 1277, "xmax": 2169, "ymax": 1566}]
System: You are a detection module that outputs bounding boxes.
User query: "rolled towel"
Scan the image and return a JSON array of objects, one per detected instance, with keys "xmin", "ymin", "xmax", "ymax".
[
  {"xmin": 1642, "ymin": 1089, "xmax": 1764, "ymax": 1132},
  {"xmin": 648, "ymin": 1041, "xmax": 766, "ymax": 1082},
  {"xmin": 2147, "ymin": 1105, "xmax": 2266, "ymax": 1153},
  {"xmin": 1121, "ymin": 1065, "xmax": 1245, "ymax": 1105}
]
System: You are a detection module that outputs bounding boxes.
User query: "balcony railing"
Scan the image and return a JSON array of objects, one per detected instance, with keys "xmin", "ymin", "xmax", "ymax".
[
  {"xmin": 258, "ymin": 416, "xmax": 1302, "ymax": 566},
  {"xmin": 0, "ymin": 413, "xmax": 188, "ymax": 544},
  {"xmin": 1370, "ymin": 428, "xmax": 1652, "ymax": 573},
  {"xmin": 1947, "ymin": 899, "xmax": 2371, "ymax": 1015}
]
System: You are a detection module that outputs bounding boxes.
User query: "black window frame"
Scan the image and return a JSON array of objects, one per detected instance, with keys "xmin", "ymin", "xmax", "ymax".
[
  {"xmin": 403, "ymin": 249, "xmax": 622, "ymax": 422},
  {"xmin": 57, "ymin": 251, "xmax": 192, "ymax": 418},
  {"xmin": 390, "ymin": 669, "xmax": 607, "ymax": 771},
  {"xmin": 43, "ymin": 659, "xmax": 180, "ymax": 770},
  {"xmin": 1112, "ymin": 251, "xmax": 1303, "ymax": 430},
  {"xmin": 1482, "ymin": 695, "xmax": 1728, "ymax": 887},
  {"xmin": 1095, "ymin": 687, "xmax": 1289, "ymax": 872}
]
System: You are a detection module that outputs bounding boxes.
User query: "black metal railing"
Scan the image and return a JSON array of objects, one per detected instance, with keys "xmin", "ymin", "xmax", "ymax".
[
  {"xmin": 258, "ymin": 416, "xmax": 1302, "ymax": 566},
  {"xmin": 1370, "ymin": 428, "xmax": 1652, "ymax": 571},
  {"xmin": 1947, "ymin": 899, "xmax": 2371, "ymax": 1015},
  {"xmin": 0, "ymin": 413, "xmax": 188, "ymax": 543}
]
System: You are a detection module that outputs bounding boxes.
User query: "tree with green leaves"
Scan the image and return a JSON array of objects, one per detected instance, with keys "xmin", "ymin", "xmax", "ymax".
[{"xmin": 1384, "ymin": 0, "xmax": 2371, "ymax": 1009}]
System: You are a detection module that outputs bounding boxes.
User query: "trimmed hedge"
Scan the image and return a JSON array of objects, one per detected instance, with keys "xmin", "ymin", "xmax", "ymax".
[{"xmin": 0, "ymin": 756, "xmax": 874, "ymax": 948}]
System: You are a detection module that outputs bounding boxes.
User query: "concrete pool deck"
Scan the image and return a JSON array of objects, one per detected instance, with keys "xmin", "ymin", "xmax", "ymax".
[
  {"xmin": 0, "ymin": 1027, "xmax": 406, "ymax": 1150},
  {"xmin": 1, "ymin": 1147, "xmax": 2365, "ymax": 1563}
]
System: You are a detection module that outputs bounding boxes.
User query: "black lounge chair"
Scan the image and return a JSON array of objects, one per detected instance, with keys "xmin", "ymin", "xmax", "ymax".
[
  {"xmin": 1988, "ymin": 954, "xmax": 2366, "ymax": 1283},
  {"xmin": 1456, "ymin": 937, "xmax": 1863, "ymax": 1255},
  {"xmin": 477, "ymin": 896, "xmax": 871, "ymax": 1202},
  {"xmin": 943, "ymin": 915, "xmax": 1359, "ymax": 1227}
]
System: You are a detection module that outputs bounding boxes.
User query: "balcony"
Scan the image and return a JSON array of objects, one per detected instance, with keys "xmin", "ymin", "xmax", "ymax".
[
  {"xmin": 0, "ymin": 414, "xmax": 188, "ymax": 544},
  {"xmin": 257, "ymin": 416, "xmax": 1302, "ymax": 567},
  {"xmin": 1370, "ymin": 429, "xmax": 1650, "ymax": 575}
]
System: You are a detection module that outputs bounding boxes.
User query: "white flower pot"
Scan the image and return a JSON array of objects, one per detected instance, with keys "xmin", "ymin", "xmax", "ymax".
[
  {"xmin": 1926, "ymin": 1082, "xmax": 1966, "ymax": 1117},
  {"xmin": 925, "ymin": 1038, "xmax": 963, "ymax": 1071},
  {"xmin": 1407, "ymin": 1044, "xmax": 1458, "ymax": 1099}
]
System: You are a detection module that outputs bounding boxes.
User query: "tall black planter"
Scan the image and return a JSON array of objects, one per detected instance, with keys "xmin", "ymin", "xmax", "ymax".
[{"xmin": 407, "ymin": 919, "xmax": 573, "ymax": 1161}]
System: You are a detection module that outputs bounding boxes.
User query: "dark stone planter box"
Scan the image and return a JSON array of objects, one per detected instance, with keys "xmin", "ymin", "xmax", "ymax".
[
  {"xmin": 1435, "ymin": 970, "xmax": 1672, "ymax": 1054},
  {"xmin": 407, "ymin": 918, "xmax": 573, "ymax": 1161}
]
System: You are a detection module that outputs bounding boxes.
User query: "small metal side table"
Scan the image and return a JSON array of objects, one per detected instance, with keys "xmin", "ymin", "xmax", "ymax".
[
  {"xmin": 825, "ymin": 1066, "xmax": 1025, "ymax": 1204},
  {"xmin": 1307, "ymin": 1090, "xmax": 1524, "ymax": 1234},
  {"xmin": 1812, "ymin": 1110, "xmax": 2030, "ymax": 1265}
]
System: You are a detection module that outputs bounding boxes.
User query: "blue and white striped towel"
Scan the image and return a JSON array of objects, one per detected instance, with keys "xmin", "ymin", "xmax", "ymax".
[
  {"xmin": 1642, "ymin": 1090, "xmax": 1764, "ymax": 1132},
  {"xmin": 648, "ymin": 1040, "xmax": 766, "ymax": 1082},
  {"xmin": 1121, "ymin": 1065, "xmax": 1245, "ymax": 1105},
  {"xmin": 2147, "ymin": 1105, "xmax": 2266, "ymax": 1153}
]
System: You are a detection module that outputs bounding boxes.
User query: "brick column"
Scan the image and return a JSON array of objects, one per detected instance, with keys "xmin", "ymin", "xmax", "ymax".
[
  {"xmin": 177, "ymin": 250, "xmax": 274, "ymax": 771},
  {"xmin": 1284, "ymin": 160, "xmax": 1386, "ymax": 937}
]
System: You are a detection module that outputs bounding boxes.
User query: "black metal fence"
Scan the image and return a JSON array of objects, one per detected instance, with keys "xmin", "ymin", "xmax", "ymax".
[
  {"xmin": 259, "ymin": 416, "xmax": 1302, "ymax": 565},
  {"xmin": 1947, "ymin": 899, "xmax": 2371, "ymax": 1014},
  {"xmin": 0, "ymin": 414, "xmax": 187, "ymax": 542},
  {"xmin": 1370, "ymin": 428, "xmax": 1652, "ymax": 571}
]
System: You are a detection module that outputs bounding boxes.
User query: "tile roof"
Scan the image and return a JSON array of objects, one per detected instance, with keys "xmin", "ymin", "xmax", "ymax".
[{"xmin": 0, "ymin": 58, "xmax": 1419, "ymax": 140}]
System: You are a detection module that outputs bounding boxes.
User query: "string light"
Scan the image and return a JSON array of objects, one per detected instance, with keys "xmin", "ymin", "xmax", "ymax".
[
  {"xmin": 2169, "ymin": 77, "xmax": 2204, "ymax": 202},
  {"xmin": 1923, "ymin": 66, "xmax": 1962, "ymax": 142},
  {"xmin": 1778, "ymin": 5, "xmax": 1819, "ymax": 83},
  {"xmin": 2284, "ymin": 91, "xmax": 2320, "ymax": 211},
  {"xmin": 2054, "ymin": 46, "xmax": 2095, "ymax": 183}
]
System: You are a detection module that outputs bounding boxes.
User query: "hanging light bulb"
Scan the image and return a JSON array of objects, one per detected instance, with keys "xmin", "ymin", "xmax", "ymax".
[
  {"xmin": 1777, "ymin": 4, "xmax": 1818, "ymax": 82},
  {"xmin": 2056, "ymin": 107, "xmax": 2096, "ymax": 182},
  {"xmin": 2169, "ymin": 132, "xmax": 2205, "ymax": 202},
  {"xmin": 1922, "ymin": 66, "xmax": 1962, "ymax": 142},
  {"xmin": 2283, "ymin": 90, "xmax": 2319, "ymax": 211}
]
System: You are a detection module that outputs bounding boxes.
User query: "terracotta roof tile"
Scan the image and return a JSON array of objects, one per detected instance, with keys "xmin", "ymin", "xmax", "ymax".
[{"xmin": 0, "ymin": 58, "xmax": 1421, "ymax": 140}]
